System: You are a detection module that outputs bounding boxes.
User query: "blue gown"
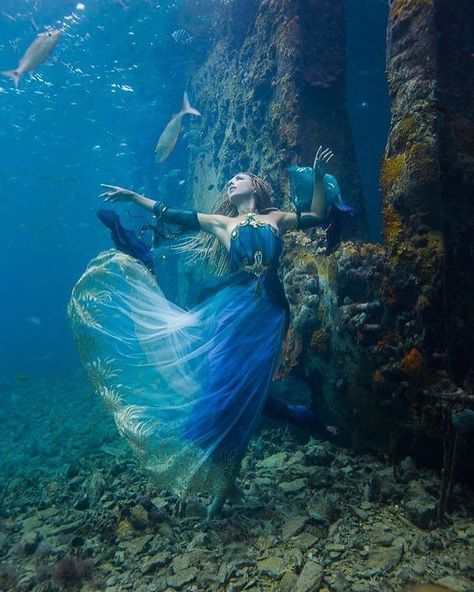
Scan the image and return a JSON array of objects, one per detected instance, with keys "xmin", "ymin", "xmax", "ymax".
[{"xmin": 68, "ymin": 212, "xmax": 290, "ymax": 499}]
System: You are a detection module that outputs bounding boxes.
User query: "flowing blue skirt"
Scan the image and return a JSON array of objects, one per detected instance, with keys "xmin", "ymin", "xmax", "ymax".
[{"xmin": 68, "ymin": 250, "xmax": 287, "ymax": 498}]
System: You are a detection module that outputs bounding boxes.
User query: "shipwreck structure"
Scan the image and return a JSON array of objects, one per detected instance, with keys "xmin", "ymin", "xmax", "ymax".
[{"xmin": 174, "ymin": 0, "xmax": 474, "ymax": 489}]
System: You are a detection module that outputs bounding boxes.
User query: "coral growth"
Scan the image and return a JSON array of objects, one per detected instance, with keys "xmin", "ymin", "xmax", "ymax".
[
  {"xmin": 274, "ymin": 328, "xmax": 303, "ymax": 380},
  {"xmin": 283, "ymin": 266, "xmax": 320, "ymax": 336},
  {"xmin": 310, "ymin": 329, "xmax": 330, "ymax": 358},
  {"xmin": 380, "ymin": 154, "xmax": 406, "ymax": 195}
]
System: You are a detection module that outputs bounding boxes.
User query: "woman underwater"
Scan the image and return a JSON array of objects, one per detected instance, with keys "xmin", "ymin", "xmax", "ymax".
[{"xmin": 68, "ymin": 148, "xmax": 333, "ymax": 519}]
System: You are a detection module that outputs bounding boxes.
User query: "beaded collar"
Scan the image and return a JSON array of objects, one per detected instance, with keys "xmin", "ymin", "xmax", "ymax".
[{"xmin": 230, "ymin": 212, "xmax": 281, "ymax": 241}]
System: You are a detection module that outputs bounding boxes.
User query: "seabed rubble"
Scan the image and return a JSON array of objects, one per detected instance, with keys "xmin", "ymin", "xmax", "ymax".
[{"xmin": 0, "ymin": 379, "xmax": 472, "ymax": 592}]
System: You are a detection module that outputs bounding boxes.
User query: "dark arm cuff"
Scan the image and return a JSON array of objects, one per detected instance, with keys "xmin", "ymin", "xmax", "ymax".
[
  {"xmin": 296, "ymin": 211, "xmax": 325, "ymax": 229},
  {"xmin": 153, "ymin": 201, "xmax": 200, "ymax": 231}
]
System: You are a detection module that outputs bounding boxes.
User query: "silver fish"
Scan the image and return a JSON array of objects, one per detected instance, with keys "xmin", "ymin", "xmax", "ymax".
[
  {"xmin": 155, "ymin": 91, "xmax": 201, "ymax": 163},
  {"xmin": 2, "ymin": 29, "xmax": 62, "ymax": 88}
]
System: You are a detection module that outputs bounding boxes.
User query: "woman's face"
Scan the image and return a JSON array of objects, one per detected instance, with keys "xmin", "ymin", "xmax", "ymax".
[{"xmin": 227, "ymin": 173, "xmax": 254, "ymax": 204}]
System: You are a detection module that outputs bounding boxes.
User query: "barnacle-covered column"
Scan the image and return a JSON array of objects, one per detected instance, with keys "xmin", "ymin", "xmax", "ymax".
[
  {"xmin": 184, "ymin": 0, "xmax": 368, "ymax": 240},
  {"xmin": 382, "ymin": 0, "xmax": 444, "ymax": 356},
  {"xmin": 382, "ymin": 0, "xmax": 474, "ymax": 383},
  {"xmin": 278, "ymin": 0, "xmax": 474, "ymax": 466}
]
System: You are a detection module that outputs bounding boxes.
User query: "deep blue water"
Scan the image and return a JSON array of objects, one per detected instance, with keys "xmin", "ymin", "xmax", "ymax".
[{"xmin": 0, "ymin": 0, "xmax": 389, "ymax": 381}]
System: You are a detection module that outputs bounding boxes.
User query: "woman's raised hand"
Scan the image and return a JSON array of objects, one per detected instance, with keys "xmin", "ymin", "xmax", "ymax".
[
  {"xmin": 99, "ymin": 184, "xmax": 138, "ymax": 203},
  {"xmin": 313, "ymin": 146, "xmax": 334, "ymax": 178}
]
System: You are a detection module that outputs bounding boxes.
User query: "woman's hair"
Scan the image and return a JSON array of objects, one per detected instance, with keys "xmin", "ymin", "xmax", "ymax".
[{"xmin": 172, "ymin": 172, "xmax": 278, "ymax": 275}]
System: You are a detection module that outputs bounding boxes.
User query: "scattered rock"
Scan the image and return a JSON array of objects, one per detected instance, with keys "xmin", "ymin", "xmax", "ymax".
[
  {"xmin": 74, "ymin": 495, "xmax": 90, "ymax": 510},
  {"xmin": 128, "ymin": 505, "xmax": 148, "ymax": 530},
  {"xmin": 3, "ymin": 389, "xmax": 472, "ymax": 592},
  {"xmin": 122, "ymin": 533, "xmax": 153, "ymax": 556},
  {"xmin": 280, "ymin": 571, "xmax": 298, "ymax": 592},
  {"xmin": 49, "ymin": 519, "xmax": 84, "ymax": 536},
  {"xmin": 257, "ymin": 556, "xmax": 286, "ymax": 579},
  {"xmin": 349, "ymin": 505, "xmax": 369, "ymax": 520},
  {"xmin": 308, "ymin": 492, "xmax": 341, "ymax": 524},
  {"xmin": 281, "ymin": 516, "xmax": 308, "ymax": 540},
  {"xmin": 397, "ymin": 456, "xmax": 418, "ymax": 482},
  {"xmin": 279, "ymin": 479, "xmax": 306, "ymax": 494},
  {"xmin": 435, "ymin": 576, "xmax": 474, "ymax": 592},
  {"xmin": 20, "ymin": 530, "xmax": 40, "ymax": 555},
  {"xmin": 366, "ymin": 545, "xmax": 403, "ymax": 574},
  {"xmin": 167, "ymin": 567, "xmax": 197, "ymax": 589},
  {"xmin": 411, "ymin": 561, "xmax": 427, "ymax": 576},
  {"xmin": 295, "ymin": 559, "xmax": 323, "ymax": 592},
  {"xmin": 406, "ymin": 498, "xmax": 437, "ymax": 529},
  {"xmin": 142, "ymin": 551, "xmax": 172, "ymax": 574},
  {"xmin": 293, "ymin": 532, "xmax": 318, "ymax": 551},
  {"xmin": 304, "ymin": 443, "xmax": 334, "ymax": 466},
  {"xmin": 259, "ymin": 452, "xmax": 288, "ymax": 469}
]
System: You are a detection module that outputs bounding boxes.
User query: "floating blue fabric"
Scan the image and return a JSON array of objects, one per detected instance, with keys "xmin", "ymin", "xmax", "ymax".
[
  {"xmin": 68, "ymin": 213, "xmax": 290, "ymax": 502},
  {"xmin": 97, "ymin": 209, "xmax": 156, "ymax": 273},
  {"xmin": 288, "ymin": 165, "xmax": 357, "ymax": 215}
]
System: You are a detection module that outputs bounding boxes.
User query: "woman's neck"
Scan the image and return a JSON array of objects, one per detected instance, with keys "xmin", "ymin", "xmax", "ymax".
[
  {"xmin": 238, "ymin": 207, "xmax": 258, "ymax": 216},
  {"xmin": 236, "ymin": 197, "xmax": 258, "ymax": 215}
]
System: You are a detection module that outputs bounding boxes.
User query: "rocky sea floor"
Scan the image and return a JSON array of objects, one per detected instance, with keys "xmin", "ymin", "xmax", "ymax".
[{"xmin": 0, "ymin": 376, "xmax": 473, "ymax": 592}]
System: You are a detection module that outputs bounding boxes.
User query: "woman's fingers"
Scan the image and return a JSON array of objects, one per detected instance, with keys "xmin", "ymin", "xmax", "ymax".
[
  {"xmin": 99, "ymin": 182, "xmax": 129, "ymax": 202},
  {"xmin": 319, "ymin": 148, "xmax": 332, "ymax": 160},
  {"xmin": 314, "ymin": 146, "xmax": 334, "ymax": 167},
  {"xmin": 99, "ymin": 190, "xmax": 121, "ymax": 202}
]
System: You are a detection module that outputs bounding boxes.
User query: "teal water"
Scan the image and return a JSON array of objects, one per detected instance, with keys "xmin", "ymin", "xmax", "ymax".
[
  {"xmin": 0, "ymin": 0, "xmax": 388, "ymax": 381},
  {"xmin": 1, "ymin": 5, "xmax": 473, "ymax": 592}
]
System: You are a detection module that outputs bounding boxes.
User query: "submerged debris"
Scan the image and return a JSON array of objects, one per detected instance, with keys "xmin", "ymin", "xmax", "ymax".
[{"xmin": 0, "ymin": 379, "xmax": 472, "ymax": 592}]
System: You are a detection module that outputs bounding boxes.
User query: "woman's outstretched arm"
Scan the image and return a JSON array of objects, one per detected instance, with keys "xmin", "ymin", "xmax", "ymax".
[
  {"xmin": 100, "ymin": 184, "xmax": 229, "ymax": 239},
  {"xmin": 100, "ymin": 184, "xmax": 157, "ymax": 211}
]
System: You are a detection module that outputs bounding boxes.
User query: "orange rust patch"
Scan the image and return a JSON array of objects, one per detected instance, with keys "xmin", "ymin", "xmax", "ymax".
[
  {"xmin": 390, "ymin": 0, "xmax": 433, "ymax": 21},
  {"xmin": 401, "ymin": 347, "xmax": 424, "ymax": 379},
  {"xmin": 383, "ymin": 201, "xmax": 405, "ymax": 254},
  {"xmin": 373, "ymin": 370, "xmax": 384, "ymax": 384}
]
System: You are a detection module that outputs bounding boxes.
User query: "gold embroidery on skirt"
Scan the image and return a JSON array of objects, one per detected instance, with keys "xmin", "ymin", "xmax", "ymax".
[{"xmin": 239, "ymin": 251, "xmax": 273, "ymax": 297}]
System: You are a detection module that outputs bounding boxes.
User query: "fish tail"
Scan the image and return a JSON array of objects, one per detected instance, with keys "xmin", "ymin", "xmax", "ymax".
[
  {"xmin": 1, "ymin": 69, "xmax": 20, "ymax": 88},
  {"xmin": 182, "ymin": 91, "xmax": 201, "ymax": 117}
]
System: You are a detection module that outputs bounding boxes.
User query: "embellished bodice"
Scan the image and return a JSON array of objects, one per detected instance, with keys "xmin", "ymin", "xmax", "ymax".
[
  {"xmin": 228, "ymin": 213, "xmax": 283, "ymax": 275},
  {"xmin": 196, "ymin": 212, "xmax": 290, "ymax": 329}
]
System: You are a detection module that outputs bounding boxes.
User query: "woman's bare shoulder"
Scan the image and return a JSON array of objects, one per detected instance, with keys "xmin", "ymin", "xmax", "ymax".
[{"xmin": 264, "ymin": 209, "xmax": 297, "ymax": 232}]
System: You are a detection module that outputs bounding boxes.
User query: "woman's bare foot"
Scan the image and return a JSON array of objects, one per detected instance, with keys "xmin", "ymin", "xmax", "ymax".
[
  {"xmin": 227, "ymin": 483, "xmax": 244, "ymax": 504},
  {"xmin": 206, "ymin": 494, "xmax": 226, "ymax": 520},
  {"xmin": 206, "ymin": 481, "xmax": 244, "ymax": 519}
]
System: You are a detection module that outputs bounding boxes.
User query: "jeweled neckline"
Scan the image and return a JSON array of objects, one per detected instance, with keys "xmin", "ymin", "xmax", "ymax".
[
  {"xmin": 228, "ymin": 217, "xmax": 283, "ymax": 257},
  {"xmin": 230, "ymin": 213, "xmax": 281, "ymax": 239}
]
